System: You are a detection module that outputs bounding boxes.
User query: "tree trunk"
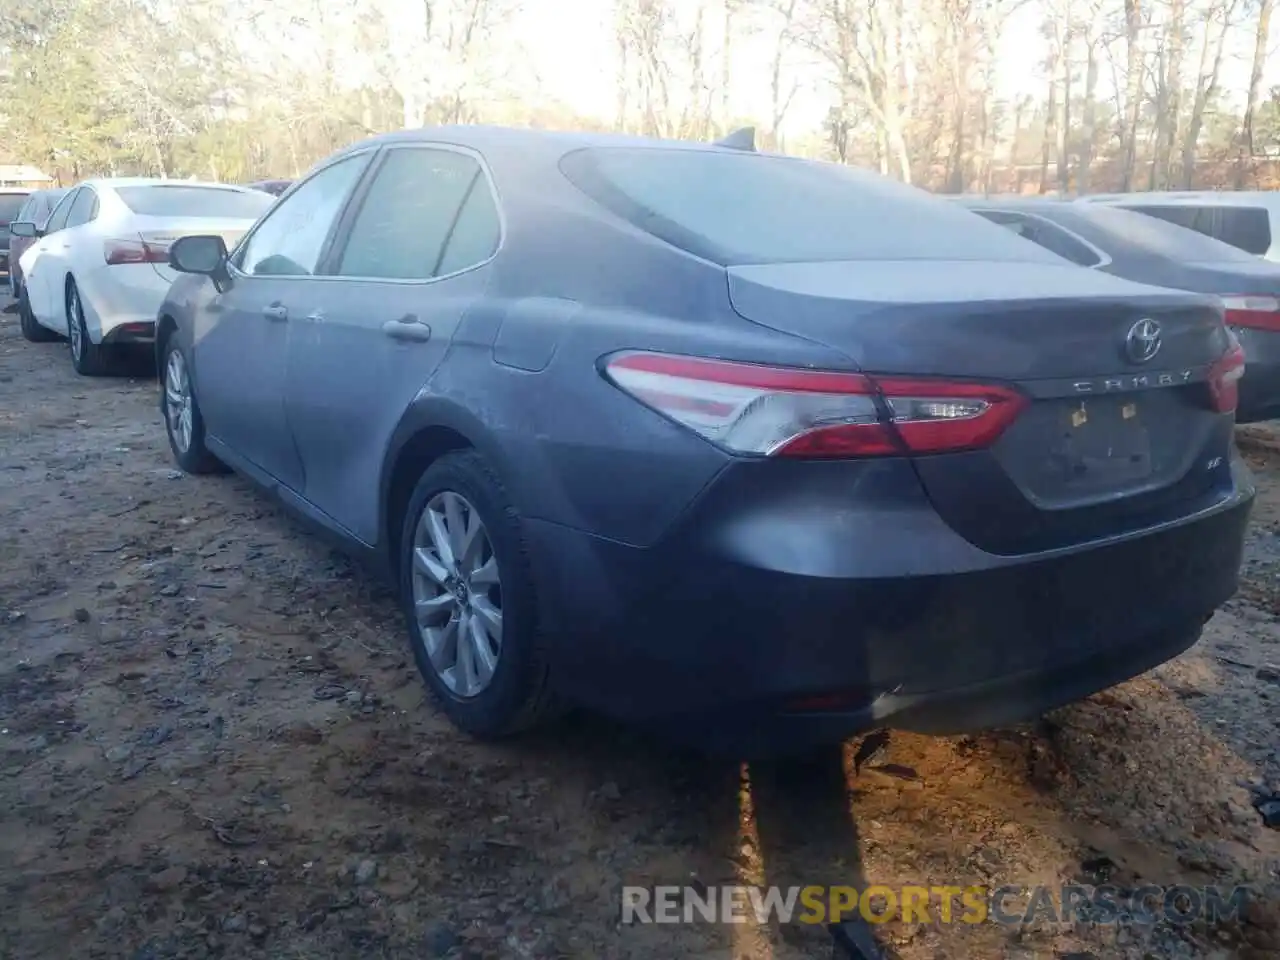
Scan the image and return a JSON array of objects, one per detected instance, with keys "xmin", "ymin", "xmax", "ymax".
[
  {"xmin": 1041, "ymin": 78, "xmax": 1058, "ymax": 194},
  {"xmin": 1238, "ymin": 0, "xmax": 1274, "ymax": 186},
  {"xmin": 1077, "ymin": 40, "xmax": 1099, "ymax": 195},
  {"xmin": 1120, "ymin": 0, "xmax": 1144, "ymax": 191},
  {"xmin": 1182, "ymin": 2, "xmax": 1236, "ymax": 189},
  {"xmin": 1057, "ymin": 23, "xmax": 1073, "ymax": 195}
]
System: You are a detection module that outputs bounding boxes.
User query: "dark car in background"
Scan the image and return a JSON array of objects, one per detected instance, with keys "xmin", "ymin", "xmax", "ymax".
[
  {"xmin": 959, "ymin": 197, "xmax": 1280, "ymax": 423},
  {"xmin": 6, "ymin": 186, "xmax": 68, "ymax": 300},
  {"xmin": 244, "ymin": 179, "xmax": 292, "ymax": 196},
  {"xmin": 155, "ymin": 127, "xmax": 1252, "ymax": 756},
  {"xmin": 0, "ymin": 187, "xmax": 33, "ymax": 289}
]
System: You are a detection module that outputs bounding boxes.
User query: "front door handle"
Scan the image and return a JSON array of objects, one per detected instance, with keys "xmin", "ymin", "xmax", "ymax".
[
  {"xmin": 262, "ymin": 303, "xmax": 288, "ymax": 322},
  {"xmin": 381, "ymin": 316, "xmax": 432, "ymax": 342}
]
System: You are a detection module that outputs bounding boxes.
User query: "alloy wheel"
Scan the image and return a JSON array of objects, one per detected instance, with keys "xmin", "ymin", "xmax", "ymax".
[
  {"xmin": 164, "ymin": 349, "xmax": 193, "ymax": 454},
  {"xmin": 411, "ymin": 490, "xmax": 504, "ymax": 698},
  {"xmin": 68, "ymin": 288, "xmax": 83, "ymax": 362}
]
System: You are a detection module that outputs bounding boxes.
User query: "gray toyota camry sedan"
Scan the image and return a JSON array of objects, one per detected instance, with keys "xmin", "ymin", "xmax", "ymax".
[{"xmin": 154, "ymin": 126, "xmax": 1253, "ymax": 756}]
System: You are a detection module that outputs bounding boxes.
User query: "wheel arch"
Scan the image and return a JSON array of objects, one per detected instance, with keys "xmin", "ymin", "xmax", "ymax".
[
  {"xmin": 155, "ymin": 313, "xmax": 179, "ymax": 373},
  {"xmin": 379, "ymin": 399, "xmax": 520, "ymax": 580}
]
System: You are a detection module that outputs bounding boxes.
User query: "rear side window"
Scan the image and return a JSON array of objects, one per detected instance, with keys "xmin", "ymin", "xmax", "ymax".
[
  {"xmin": 560, "ymin": 147, "xmax": 1058, "ymax": 266},
  {"xmin": 1120, "ymin": 204, "xmax": 1212, "ymax": 236},
  {"xmin": 65, "ymin": 188, "xmax": 98, "ymax": 228},
  {"xmin": 115, "ymin": 185, "xmax": 274, "ymax": 219},
  {"xmin": 334, "ymin": 148, "xmax": 498, "ymax": 280},
  {"xmin": 1216, "ymin": 207, "xmax": 1271, "ymax": 255},
  {"xmin": 0, "ymin": 193, "xmax": 28, "ymax": 222}
]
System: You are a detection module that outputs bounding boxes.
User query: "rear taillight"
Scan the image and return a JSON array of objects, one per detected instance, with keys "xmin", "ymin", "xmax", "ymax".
[
  {"xmin": 104, "ymin": 238, "xmax": 170, "ymax": 266},
  {"xmin": 603, "ymin": 352, "xmax": 1027, "ymax": 458},
  {"xmin": 1207, "ymin": 333, "xmax": 1246, "ymax": 414},
  {"xmin": 1222, "ymin": 295, "xmax": 1280, "ymax": 332}
]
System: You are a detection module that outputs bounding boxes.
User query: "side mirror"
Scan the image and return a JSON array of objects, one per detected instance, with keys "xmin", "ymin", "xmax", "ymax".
[
  {"xmin": 168, "ymin": 234, "xmax": 228, "ymax": 275},
  {"xmin": 8, "ymin": 221, "xmax": 38, "ymax": 239}
]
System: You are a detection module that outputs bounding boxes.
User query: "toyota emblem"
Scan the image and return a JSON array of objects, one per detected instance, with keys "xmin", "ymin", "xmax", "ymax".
[{"xmin": 1124, "ymin": 318, "xmax": 1162, "ymax": 364}]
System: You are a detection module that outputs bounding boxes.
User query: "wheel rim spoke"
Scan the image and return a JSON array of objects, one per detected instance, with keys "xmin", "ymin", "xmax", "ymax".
[
  {"xmin": 424, "ymin": 507, "xmax": 456, "ymax": 572},
  {"xmin": 414, "ymin": 592, "xmax": 454, "ymax": 626},
  {"xmin": 466, "ymin": 614, "xmax": 498, "ymax": 685},
  {"xmin": 470, "ymin": 595, "xmax": 503, "ymax": 644},
  {"xmin": 413, "ymin": 546, "xmax": 450, "ymax": 587},
  {"xmin": 470, "ymin": 556, "xmax": 499, "ymax": 587}
]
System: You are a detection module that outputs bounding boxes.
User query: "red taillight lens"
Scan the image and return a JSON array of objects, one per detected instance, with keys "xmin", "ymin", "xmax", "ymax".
[
  {"xmin": 602, "ymin": 352, "xmax": 1027, "ymax": 458},
  {"xmin": 104, "ymin": 238, "xmax": 170, "ymax": 266},
  {"xmin": 1208, "ymin": 334, "xmax": 1246, "ymax": 414},
  {"xmin": 1222, "ymin": 295, "xmax": 1280, "ymax": 332}
]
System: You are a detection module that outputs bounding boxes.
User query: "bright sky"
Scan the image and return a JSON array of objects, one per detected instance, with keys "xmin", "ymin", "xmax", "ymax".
[{"xmin": 506, "ymin": 0, "xmax": 1275, "ymax": 139}]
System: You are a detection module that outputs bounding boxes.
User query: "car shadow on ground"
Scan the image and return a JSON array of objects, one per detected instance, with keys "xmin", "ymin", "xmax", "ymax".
[{"xmin": 516, "ymin": 713, "xmax": 875, "ymax": 957}]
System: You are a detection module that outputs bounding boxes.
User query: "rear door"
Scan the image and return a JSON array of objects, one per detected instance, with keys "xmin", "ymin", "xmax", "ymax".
[{"xmin": 286, "ymin": 144, "xmax": 501, "ymax": 543}]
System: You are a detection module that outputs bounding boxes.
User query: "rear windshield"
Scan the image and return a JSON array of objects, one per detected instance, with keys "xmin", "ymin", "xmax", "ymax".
[
  {"xmin": 116, "ymin": 185, "xmax": 274, "ymax": 219},
  {"xmin": 0, "ymin": 194, "xmax": 29, "ymax": 222},
  {"xmin": 1074, "ymin": 205, "xmax": 1261, "ymax": 264},
  {"xmin": 560, "ymin": 147, "xmax": 1058, "ymax": 266}
]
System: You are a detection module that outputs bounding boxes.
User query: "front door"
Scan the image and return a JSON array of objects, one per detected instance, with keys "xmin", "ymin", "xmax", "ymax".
[
  {"xmin": 285, "ymin": 145, "xmax": 502, "ymax": 544},
  {"xmin": 192, "ymin": 152, "xmax": 372, "ymax": 490}
]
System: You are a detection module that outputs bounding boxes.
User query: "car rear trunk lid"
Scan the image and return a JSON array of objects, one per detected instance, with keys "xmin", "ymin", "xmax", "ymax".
[{"xmin": 727, "ymin": 259, "xmax": 1236, "ymax": 554}]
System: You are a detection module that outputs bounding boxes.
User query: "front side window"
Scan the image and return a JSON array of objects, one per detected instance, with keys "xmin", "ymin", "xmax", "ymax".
[
  {"xmin": 44, "ymin": 189, "xmax": 78, "ymax": 234},
  {"xmin": 333, "ymin": 148, "xmax": 498, "ymax": 280},
  {"xmin": 560, "ymin": 146, "xmax": 1059, "ymax": 266},
  {"xmin": 235, "ymin": 154, "xmax": 370, "ymax": 277}
]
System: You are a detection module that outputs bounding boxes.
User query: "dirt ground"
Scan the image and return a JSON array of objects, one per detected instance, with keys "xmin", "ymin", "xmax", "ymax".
[{"xmin": 1, "ymin": 297, "xmax": 1278, "ymax": 960}]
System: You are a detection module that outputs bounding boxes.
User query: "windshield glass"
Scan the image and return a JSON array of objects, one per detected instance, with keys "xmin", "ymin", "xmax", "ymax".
[
  {"xmin": 116, "ymin": 185, "xmax": 274, "ymax": 219},
  {"xmin": 560, "ymin": 147, "xmax": 1058, "ymax": 266},
  {"xmin": 0, "ymin": 194, "xmax": 29, "ymax": 222},
  {"xmin": 1075, "ymin": 204, "xmax": 1261, "ymax": 264}
]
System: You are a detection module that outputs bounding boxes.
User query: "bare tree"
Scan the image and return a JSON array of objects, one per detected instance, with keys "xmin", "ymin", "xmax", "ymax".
[
  {"xmin": 1180, "ymin": 0, "xmax": 1240, "ymax": 187},
  {"xmin": 1238, "ymin": 0, "xmax": 1275, "ymax": 184}
]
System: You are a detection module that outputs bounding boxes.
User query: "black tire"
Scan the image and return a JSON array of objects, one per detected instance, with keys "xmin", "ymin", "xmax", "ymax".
[
  {"xmin": 159, "ymin": 336, "xmax": 225, "ymax": 475},
  {"xmin": 399, "ymin": 450, "xmax": 559, "ymax": 737},
  {"xmin": 18, "ymin": 286, "xmax": 57, "ymax": 342},
  {"xmin": 66, "ymin": 279, "xmax": 112, "ymax": 376}
]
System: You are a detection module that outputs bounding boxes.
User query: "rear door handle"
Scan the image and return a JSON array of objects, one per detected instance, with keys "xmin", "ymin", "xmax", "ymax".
[
  {"xmin": 262, "ymin": 303, "xmax": 288, "ymax": 322},
  {"xmin": 381, "ymin": 316, "xmax": 432, "ymax": 342}
]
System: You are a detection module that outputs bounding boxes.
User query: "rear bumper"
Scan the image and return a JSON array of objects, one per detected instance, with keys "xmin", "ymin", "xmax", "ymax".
[
  {"xmin": 531, "ymin": 455, "xmax": 1254, "ymax": 757},
  {"xmin": 1233, "ymin": 326, "xmax": 1280, "ymax": 423}
]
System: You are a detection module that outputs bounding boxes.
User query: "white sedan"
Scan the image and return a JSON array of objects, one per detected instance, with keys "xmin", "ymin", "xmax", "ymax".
[{"xmin": 14, "ymin": 178, "xmax": 274, "ymax": 374}]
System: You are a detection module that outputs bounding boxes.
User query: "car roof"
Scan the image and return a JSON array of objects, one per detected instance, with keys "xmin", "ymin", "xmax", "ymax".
[
  {"xmin": 79, "ymin": 177, "xmax": 260, "ymax": 191},
  {"xmin": 0, "ymin": 186, "xmax": 33, "ymax": 193},
  {"xmin": 329, "ymin": 124, "xmax": 775, "ymax": 163},
  {"xmin": 1080, "ymin": 191, "xmax": 1280, "ymax": 207},
  {"xmin": 952, "ymin": 196, "xmax": 1068, "ymax": 212}
]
